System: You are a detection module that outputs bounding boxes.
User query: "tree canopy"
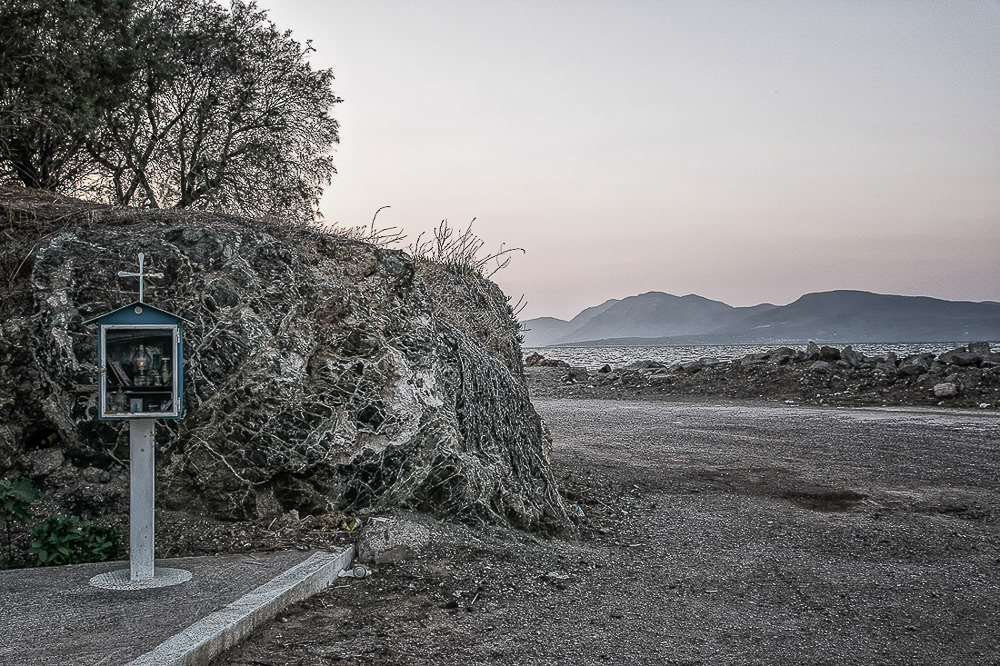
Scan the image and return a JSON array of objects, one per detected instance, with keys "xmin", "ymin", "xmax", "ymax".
[{"xmin": 0, "ymin": 0, "xmax": 341, "ymax": 220}]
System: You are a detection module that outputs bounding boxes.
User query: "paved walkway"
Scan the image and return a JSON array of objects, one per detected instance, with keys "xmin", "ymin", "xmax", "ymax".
[{"xmin": 0, "ymin": 548, "xmax": 353, "ymax": 666}]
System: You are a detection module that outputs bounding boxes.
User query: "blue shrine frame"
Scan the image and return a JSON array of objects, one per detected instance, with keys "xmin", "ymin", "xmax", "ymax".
[{"xmin": 85, "ymin": 302, "xmax": 185, "ymax": 420}]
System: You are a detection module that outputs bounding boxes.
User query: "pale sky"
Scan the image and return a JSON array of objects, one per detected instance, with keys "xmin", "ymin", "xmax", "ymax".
[{"xmin": 254, "ymin": 0, "xmax": 1000, "ymax": 320}]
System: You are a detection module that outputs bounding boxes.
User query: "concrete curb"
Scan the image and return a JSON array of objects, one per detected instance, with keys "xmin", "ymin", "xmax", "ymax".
[{"xmin": 126, "ymin": 547, "xmax": 354, "ymax": 666}]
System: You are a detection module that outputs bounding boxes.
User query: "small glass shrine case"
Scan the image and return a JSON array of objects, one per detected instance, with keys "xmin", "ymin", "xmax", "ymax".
[{"xmin": 86, "ymin": 302, "xmax": 185, "ymax": 420}]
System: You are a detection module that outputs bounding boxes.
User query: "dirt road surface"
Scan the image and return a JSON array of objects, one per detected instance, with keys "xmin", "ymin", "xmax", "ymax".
[{"xmin": 220, "ymin": 400, "xmax": 1000, "ymax": 665}]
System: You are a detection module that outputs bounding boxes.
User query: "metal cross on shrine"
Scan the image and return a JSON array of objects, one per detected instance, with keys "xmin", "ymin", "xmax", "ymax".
[{"xmin": 117, "ymin": 252, "xmax": 164, "ymax": 303}]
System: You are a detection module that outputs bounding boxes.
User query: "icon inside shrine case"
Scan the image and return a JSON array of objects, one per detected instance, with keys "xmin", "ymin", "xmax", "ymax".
[{"xmin": 103, "ymin": 327, "xmax": 178, "ymax": 417}]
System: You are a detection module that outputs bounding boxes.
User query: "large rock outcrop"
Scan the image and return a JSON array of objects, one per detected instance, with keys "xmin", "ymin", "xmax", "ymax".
[{"xmin": 0, "ymin": 188, "xmax": 569, "ymax": 532}]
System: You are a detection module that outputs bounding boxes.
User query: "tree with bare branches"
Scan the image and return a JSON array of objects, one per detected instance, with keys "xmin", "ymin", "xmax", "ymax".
[
  {"xmin": 0, "ymin": 0, "xmax": 341, "ymax": 221},
  {"xmin": 0, "ymin": 0, "xmax": 137, "ymax": 191}
]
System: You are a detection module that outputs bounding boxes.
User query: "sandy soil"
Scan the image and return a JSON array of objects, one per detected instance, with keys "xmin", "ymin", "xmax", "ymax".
[{"xmin": 218, "ymin": 398, "xmax": 1000, "ymax": 665}]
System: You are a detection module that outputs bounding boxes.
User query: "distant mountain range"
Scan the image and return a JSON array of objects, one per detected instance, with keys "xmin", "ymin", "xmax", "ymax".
[{"xmin": 521, "ymin": 290, "xmax": 1000, "ymax": 347}]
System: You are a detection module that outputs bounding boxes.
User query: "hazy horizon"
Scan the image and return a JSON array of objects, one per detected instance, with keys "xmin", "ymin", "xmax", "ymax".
[
  {"xmin": 525, "ymin": 287, "xmax": 1000, "ymax": 324},
  {"xmin": 254, "ymin": 0, "xmax": 1000, "ymax": 320}
]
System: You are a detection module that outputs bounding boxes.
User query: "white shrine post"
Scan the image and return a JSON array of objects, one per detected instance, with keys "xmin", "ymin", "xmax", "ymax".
[
  {"xmin": 128, "ymin": 418, "xmax": 156, "ymax": 580},
  {"xmin": 117, "ymin": 253, "xmax": 164, "ymax": 581}
]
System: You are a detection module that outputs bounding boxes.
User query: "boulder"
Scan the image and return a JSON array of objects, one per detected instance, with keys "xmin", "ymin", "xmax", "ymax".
[
  {"xmin": 902, "ymin": 352, "xmax": 935, "ymax": 366},
  {"xmin": 810, "ymin": 361, "xmax": 832, "ymax": 374},
  {"xmin": 841, "ymin": 345, "xmax": 864, "ymax": 369},
  {"xmin": 357, "ymin": 515, "xmax": 432, "ymax": 564},
  {"xmin": 625, "ymin": 360, "xmax": 667, "ymax": 370},
  {"xmin": 938, "ymin": 346, "xmax": 969, "ymax": 365},
  {"xmin": 768, "ymin": 347, "xmax": 795, "ymax": 365},
  {"xmin": 23, "ymin": 448, "xmax": 65, "ymax": 478},
  {"xmin": 898, "ymin": 358, "xmax": 930, "ymax": 376},
  {"xmin": 805, "ymin": 341, "xmax": 821, "ymax": 360},
  {"xmin": 538, "ymin": 358, "xmax": 570, "ymax": 368},
  {"xmin": 82, "ymin": 466, "xmax": 112, "ymax": 484},
  {"xmin": 524, "ymin": 352, "xmax": 545, "ymax": 367},
  {"xmin": 968, "ymin": 342, "xmax": 992, "ymax": 355},
  {"xmin": 933, "ymin": 383, "xmax": 960, "ymax": 398},
  {"xmin": 947, "ymin": 352, "xmax": 983, "ymax": 367},
  {"xmin": 0, "ymin": 188, "xmax": 569, "ymax": 532},
  {"xmin": 676, "ymin": 361, "xmax": 703, "ymax": 374},
  {"xmin": 597, "ymin": 364, "xmax": 612, "ymax": 374},
  {"xmin": 874, "ymin": 362, "xmax": 899, "ymax": 378},
  {"xmin": 561, "ymin": 367, "xmax": 589, "ymax": 383},
  {"xmin": 818, "ymin": 346, "xmax": 841, "ymax": 362},
  {"xmin": 741, "ymin": 353, "xmax": 767, "ymax": 366}
]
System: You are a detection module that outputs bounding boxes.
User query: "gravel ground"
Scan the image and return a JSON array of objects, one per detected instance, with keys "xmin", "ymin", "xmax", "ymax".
[{"xmin": 219, "ymin": 399, "xmax": 1000, "ymax": 665}]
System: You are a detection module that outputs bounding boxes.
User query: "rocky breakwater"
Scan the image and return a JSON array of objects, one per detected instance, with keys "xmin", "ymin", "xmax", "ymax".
[
  {"xmin": 525, "ymin": 342, "xmax": 1000, "ymax": 409},
  {"xmin": 0, "ymin": 187, "xmax": 569, "ymax": 532}
]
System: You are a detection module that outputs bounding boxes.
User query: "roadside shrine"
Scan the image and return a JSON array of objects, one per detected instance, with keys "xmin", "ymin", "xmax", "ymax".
[{"xmin": 86, "ymin": 253, "xmax": 192, "ymax": 589}]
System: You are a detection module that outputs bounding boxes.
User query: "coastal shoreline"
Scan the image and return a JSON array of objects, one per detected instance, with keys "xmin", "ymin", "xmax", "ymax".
[{"xmin": 524, "ymin": 342, "xmax": 1000, "ymax": 410}]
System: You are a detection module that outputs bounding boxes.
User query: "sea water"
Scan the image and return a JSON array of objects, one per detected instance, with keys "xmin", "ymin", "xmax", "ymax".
[{"xmin": 524, "ymin": 342, "xmax": 991, "ymax": 371}]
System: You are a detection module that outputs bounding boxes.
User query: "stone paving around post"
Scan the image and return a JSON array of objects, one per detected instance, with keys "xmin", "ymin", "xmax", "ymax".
[{"xmin": 0, "ymin": 549, "xmax": 351, "ymax": 666}]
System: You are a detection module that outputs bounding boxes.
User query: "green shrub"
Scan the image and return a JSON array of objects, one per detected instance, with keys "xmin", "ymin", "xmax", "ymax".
[
  {"xmin": 81, "ymin": 523, "xmax": 124, "ymax": 563},
  {"xmin": 29, "ymin": 515, "xmax": 83, "ymax": 566},
  {"xmin": 0, "ymin": 477, "xmax": 39, "ymax": 526},
  {"xmin": 29, "ymin": 514, "xmax": 124, "ymax": 566},
  {"xmin": 1, "ymin": 478, "xmax": 123, "ymax": 568},
  {"xmin": 0, "ymin": 477, "xmax": 39, "ymax": 563}
]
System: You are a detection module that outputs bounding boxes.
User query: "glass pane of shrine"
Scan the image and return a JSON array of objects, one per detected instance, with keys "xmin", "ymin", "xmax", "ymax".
[{"xmin": 103, "ymin": 327, "xmax": 177, "ymax": 417}]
